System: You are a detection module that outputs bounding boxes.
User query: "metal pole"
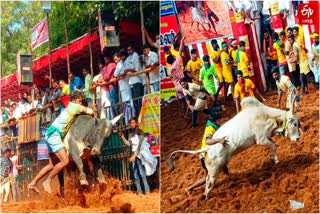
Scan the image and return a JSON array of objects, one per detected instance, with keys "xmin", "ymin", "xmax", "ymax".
[
  {"xmin": 47, "ymin": 13, "xmax": 52, "ymax": 88},
  {"xmin": 63, "ymin": 1, "xmax": 71, "ymax": 82}
]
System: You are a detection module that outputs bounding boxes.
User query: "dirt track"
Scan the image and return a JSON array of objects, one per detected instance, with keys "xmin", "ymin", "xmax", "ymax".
[
  {"xmin": 1, "ymin": 176, "xmax": 160, "ymax": 213},
  {"xmin": 161, "ymin": 84, "xmax": 319, "ymax": 213}
]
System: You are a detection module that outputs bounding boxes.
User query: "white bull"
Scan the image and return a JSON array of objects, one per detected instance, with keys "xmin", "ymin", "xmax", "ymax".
[{"xmin": 168, "ymin": 97, "xmax": 300, "ymax": 199}]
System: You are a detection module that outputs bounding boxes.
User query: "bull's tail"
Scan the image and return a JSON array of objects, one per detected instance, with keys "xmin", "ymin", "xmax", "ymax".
[{"xmin": 168, "ymin": 147, "xmax": 209, "ymax": 170}]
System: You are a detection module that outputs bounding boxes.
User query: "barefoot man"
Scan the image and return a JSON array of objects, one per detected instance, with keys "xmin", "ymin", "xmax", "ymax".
[{"xmin": 28, "ymin": 90, "xmax": 94, "ymax": 193}]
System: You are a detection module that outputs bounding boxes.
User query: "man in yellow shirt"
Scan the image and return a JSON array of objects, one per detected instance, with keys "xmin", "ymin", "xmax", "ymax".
[
  {"xmin": 234, "ymin": 71, "xmax": 266, "ymax": 113},
  {"xmin": 236, "ymin": 41, "xmax": 250, "ymax": 78},
  {"xmin": 59, "ymin": 80, "xmax": 70, "ymax": 96},
  {"xmin": 209, "ymin": 39, "xmax": 224, "ymax": 101},
  {"xmin": 185, "ymin": 48, "xmax": 203, "ymax": 84},
  {"xmin": 184, "ymin": 117, "xmax": 227, "ymax": 195},
  {"xmin": 272, "ymin": 32, "xmax": 288, "ymax": 75},
  {"xmin": 292, "ymin": 36, "xmax": 319, "ymax": 94},
  {"xmin": 220, "ymin": 41, "xmax": 235, "ymax": 98},
  {"xmin": 229, "ymin": 40, "xmax": 238, "ymax": 82}
]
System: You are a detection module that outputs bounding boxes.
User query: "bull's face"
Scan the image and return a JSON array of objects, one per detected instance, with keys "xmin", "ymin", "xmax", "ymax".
[
  {"xmin": 285, "ymin": 113, "xmax": 300, "ymax": 141},
  {"xmin": 91, "ymin": 114, "xmax": 123, "ymax": 155},
  {"xmin": 91, "ymin": 120, "xmax": 113, "ymax": 156}
]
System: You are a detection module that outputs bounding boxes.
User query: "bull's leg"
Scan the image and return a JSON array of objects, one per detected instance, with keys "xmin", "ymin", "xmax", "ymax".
[
  {"xmin": 204, "ymin": 160, "xmax": 220, "ymax": 200},
  {"xmin": 91, "ymin": 156, "xmax": 107, "ymax": 184},
  {"xmin": 71, "ymin": 153, "xmax": 89, "ymax": 186},
  {"xmin": 58, "ymin": 171, "xmax": 64, "ymax": 198},
  {"xmin": 256, "ymin": 136, "xmax": 279, "ymax": 164}
]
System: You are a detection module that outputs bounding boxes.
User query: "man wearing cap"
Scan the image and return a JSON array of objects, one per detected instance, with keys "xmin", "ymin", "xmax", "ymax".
[
  {"xmin": 236, "ymin": 41, "xmax": 250, "ymax": 78},
  {"xmin": 311, "ymin": 32, "xmax": 319, "ymax": 82},
  {"xmin": 199, "ymin": 55, "xmax": 219, "ymax": 100}
]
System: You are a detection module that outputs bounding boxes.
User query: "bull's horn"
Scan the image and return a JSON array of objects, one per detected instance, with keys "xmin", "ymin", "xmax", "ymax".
[
  {"xmin": 291, "ymin": 94, "xmax": 297, "ymax": 114},
  {"xmin": 111, "ymin": 113, "xmax": 123, "ymax": 125}
]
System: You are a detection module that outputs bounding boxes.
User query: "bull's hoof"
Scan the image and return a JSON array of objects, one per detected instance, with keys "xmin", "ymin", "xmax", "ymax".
[
  {"xmin": 97, "ymin": 169, "xmax": 107, "ymax": 184},
  {"xmin": 80, "ymin": 179, "xmax": 89, "ymax": 186}
]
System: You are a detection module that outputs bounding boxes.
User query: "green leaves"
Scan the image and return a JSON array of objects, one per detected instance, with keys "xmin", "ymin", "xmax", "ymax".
[{"xmin": 1, "ymin": 1, "xmax": 159, "ymax": 77}]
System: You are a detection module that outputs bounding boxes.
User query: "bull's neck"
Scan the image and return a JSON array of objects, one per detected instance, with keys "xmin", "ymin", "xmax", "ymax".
[{"xmin": 264, "ymin": 106, "xmax": 287, "ymax": 123}]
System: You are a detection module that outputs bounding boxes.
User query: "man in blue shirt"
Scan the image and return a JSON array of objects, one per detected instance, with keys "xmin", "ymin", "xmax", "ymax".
[{"xmin": 69, "ymin": 72, "xmax": 84, "ymax": 92}]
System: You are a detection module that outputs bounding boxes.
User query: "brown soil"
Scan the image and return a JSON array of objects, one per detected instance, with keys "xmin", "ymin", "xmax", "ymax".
[
  {"xmin": 161, "ymin": 85, "xmax": 319, "ymax": 213},
  {"xmin": 1, "ymin": 176, "xmax": 159, "ymax": 213}
]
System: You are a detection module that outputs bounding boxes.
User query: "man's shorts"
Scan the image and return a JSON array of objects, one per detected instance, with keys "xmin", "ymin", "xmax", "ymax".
[
  {"xmin": 45, "ymin": 131, "xmax": 64, "ymax": 153},
  {"xmin": 199, "ymin": 153, "xmax": 207, "ymax": 169}
]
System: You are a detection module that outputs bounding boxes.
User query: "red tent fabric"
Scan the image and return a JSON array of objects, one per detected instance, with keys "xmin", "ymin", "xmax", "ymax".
[{"xmin": 1, "ymin": 20, "xmax": 143, "ymax": 102}]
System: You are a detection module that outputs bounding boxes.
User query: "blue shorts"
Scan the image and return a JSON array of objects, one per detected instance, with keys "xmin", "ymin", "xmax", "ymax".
[{"xmin": 45, "ymin": 131, "xmax": 64, "ymax": 153}]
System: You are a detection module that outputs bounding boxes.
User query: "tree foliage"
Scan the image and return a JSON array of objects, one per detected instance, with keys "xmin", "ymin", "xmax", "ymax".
[{"xmin": 1, "ymin": 1, "xmax": 159, "ymax": 78}]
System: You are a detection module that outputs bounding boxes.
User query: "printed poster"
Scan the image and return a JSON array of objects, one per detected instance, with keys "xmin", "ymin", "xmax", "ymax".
[{"xmin": 138, "ymin": 93, "xmax": 160, "ymax": 156}]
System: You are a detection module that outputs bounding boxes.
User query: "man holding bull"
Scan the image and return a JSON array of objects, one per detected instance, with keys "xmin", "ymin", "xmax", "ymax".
[{"xmin": 28, "ymin": 90, "xmax": 94, "ymax": 194}]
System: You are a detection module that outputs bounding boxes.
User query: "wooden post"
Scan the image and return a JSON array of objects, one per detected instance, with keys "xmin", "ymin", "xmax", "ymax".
[
  {"xmin": 88, "ymin": 30, "xmax": 96, "ymax": 116},
  {"xmin": 140, "ymin": 1, "xmax": 151, "ymax": 94},
  {"xmin": 63, "ymin": 1, "xmax": 71, "ymax": 82},
  {"xmin": 47, "ymin": 13, "xmax": 52, "ymax": 88}
]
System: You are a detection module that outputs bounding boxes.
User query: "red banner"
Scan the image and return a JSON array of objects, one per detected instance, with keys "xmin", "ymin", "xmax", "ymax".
[
  {"xmin": 31, "ymin": 18, "xmax": 49, "ymax": 50},
  {"xmin": 160, "ymin": 14, "xmax": 179, "ymax": 66},
  {"xmin": 298, "ymin": 3, "xmax": 319, "ymax": 28}
]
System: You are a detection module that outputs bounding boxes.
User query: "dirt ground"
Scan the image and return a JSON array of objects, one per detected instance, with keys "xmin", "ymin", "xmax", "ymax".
[
  {"xmin": 1, "ymin": 176, "xmax": 159, "ymax": 213},
  {"xmin": 161, "ymin": 84, "xmax": 319, "ymax": 213}
]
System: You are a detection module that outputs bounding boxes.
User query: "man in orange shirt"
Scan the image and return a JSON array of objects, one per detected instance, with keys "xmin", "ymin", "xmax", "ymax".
[{"xmin": 263, "ymin": 30, "xmax": 278, "ymax": 91}]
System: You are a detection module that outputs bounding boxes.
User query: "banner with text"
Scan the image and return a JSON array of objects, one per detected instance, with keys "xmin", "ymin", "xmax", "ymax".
[
  {"xmin": 37, "ymin": 128, "xmax": 49, "ymax": 160},
  {"xmin": 138, "ymin": 93, "xmax": 160, "ymax": 156}
]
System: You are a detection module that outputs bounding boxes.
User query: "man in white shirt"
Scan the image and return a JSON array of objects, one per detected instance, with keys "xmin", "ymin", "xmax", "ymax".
[
  {"xmin": 18, "ymin": 97, "xmax": 29, "ymax": 115},
  {"xmin": 142, "ymin": 44, "xmax": 160, "ymax": 93},
  {"xmin": 91, "ymin": 72, "xmax": 102, "ymax": 118},
  {"xmin": 125, "ymin": 45, "xmax": 144, "ymax": 117},
  {"xmin": 114, "ymin": 51, "xmax": 132, "ymax": 103},
  {"xmin": 115, "ymin": 51, "xmax": 134, "ymax": 125},
  {"xmin": 27, "ymin": 95, "xmax": 38, "ymax": 113}
]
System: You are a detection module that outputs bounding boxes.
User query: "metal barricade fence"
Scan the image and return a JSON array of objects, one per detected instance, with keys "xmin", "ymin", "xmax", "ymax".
[
  {"xmin": 100, "ymin": 95, "xmax": 144, "ymax": 191},
  {"xmin": 3, "ymin": 94, "xmax": 155, "ymax": 197}
]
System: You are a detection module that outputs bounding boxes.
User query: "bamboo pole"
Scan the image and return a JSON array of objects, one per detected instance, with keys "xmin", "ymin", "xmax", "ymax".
[
  {"xmin": 47, "ymin": 13, "xmax": 52, "ymax": 88},
  {"xmin": 63, "ymin": 1, "xmax": 71, "ymax": 82},
  {"xmin": 140, "ymin": 1, "xmax": 151, "ymax": 94}
]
